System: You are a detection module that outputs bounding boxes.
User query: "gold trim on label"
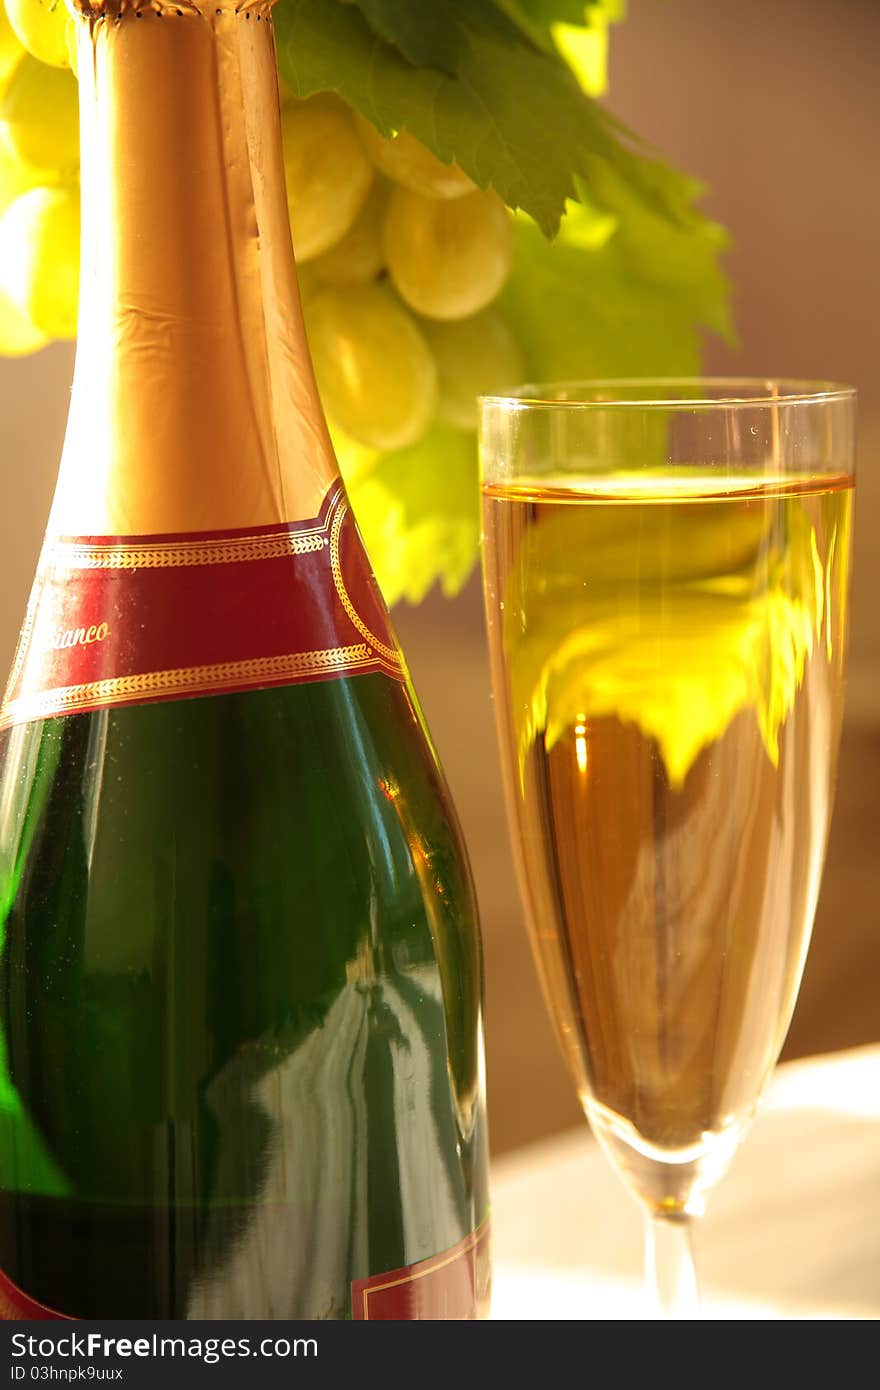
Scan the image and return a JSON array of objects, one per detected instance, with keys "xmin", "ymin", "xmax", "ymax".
[
  {"xmin": 53, "ymin": 532, "xmax": 328, "ymax": 571},
  {"xmin": 0, "ymin": 645, "xmax": 400, "ymax": 731},
  {"xmin": 47, "ymin": 491, "xmax": 343, "ymax": 572},
  {"xmin": 329, "ymin": 501, "xmax": 400, "ymax": 667}
]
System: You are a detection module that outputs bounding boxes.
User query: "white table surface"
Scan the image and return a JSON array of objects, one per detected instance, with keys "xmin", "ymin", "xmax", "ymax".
[{"xmin": 489, "ymin": 1046, "xmax": 880, "ymax": 1319}]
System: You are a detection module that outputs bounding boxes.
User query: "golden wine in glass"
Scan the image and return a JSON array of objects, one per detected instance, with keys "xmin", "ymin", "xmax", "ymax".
[{"xmin": 480, "ymin": 380, "xmax": 855, "ymax": 1315}]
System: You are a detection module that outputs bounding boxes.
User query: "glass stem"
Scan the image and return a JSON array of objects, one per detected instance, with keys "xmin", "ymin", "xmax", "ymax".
[{"xmin": 644, "ymin": 1213, "xmax": 699, "ymax": 1318}]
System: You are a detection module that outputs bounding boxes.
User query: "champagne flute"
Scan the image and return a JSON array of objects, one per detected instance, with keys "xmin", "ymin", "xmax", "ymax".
[{"xmin": 479, "ymin": 380, "xmax": 855, "ymax": 1316}]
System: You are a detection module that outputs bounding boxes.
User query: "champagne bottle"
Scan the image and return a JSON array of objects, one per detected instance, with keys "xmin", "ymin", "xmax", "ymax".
[{"xmin": 0, "ymin": 0, "xmax": 489, "ymax": 1320}]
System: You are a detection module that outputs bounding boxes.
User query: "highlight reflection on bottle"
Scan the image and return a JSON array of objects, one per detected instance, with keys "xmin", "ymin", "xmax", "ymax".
[{"xmin": 0, "ymin": 0, "xmax": 489, "ymax": 1319}]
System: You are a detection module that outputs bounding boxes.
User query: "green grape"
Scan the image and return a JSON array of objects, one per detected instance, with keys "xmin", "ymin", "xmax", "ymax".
[
  {"xmin": 385, "ymin": 187, "xmax": 514, "ymax": 321},
  {"xmin": 0, "ymin": 281, "xmax": 46, "ymax": 353},
  {"xmin": 305, "ymin": 283, "xmax": 436, "ymax": 452},
  {"xmin": 421, "ymin": 307, "xmax": 526, "ymax": 430},
  {"xmin": 354, "ymin": 113, "xmax": 474, "ymax": 201},
  {"xmin": 281, "ymin": 95, "xmax": 373, "ymax": 262},
  {"xmin": 0, "ymin": 182, "xmax": 79, "ymax": 338},
  {"xmin": 0, "ymin": 5, "xmax": 24, "ymax": 89},
  {"xmin": 309, "ymin": 179, "xmax": 389, "ymax": 287},
  {"xmin": 1, "ymin": 55, "xmax": 78, "ymax": 171},
  {"xmin": 4, "ymin": 0, "xmax": 69, "ymax": 69}
]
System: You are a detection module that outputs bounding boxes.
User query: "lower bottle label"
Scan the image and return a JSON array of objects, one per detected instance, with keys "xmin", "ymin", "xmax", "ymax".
[
  {"xmin": 350, "ymin": 1218, "xmax": 491, "ymax": 1321},
  {"xmin": 0, "ymin": 482, "xmax": 404, "ymax": 731},
  {"xmin": 0, "ymin": 1269, "xmax": 70, "ymax": 1320},
  {"xmin": 0, "ymin": 1219, "xmax": 491, "ymax": 1321}
]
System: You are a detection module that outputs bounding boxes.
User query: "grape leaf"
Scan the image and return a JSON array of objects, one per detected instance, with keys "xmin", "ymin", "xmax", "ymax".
[
  {"xmin": 343, "ymin": 426, "xmax": 480, "ymax": 607},
  {"xmin": 496, "ymin": 0, "xmax": 617, "ymax": 55},
  {"xmin": 275, "ymin": 0, "xmax": 713, "ymax": 240},
  {"xmin": 552, "ymin": 1, "xmax": 625, "ymax": 96},
  {"xmin": 501, "ymin": 195, "xmax": 732, "ymax": 382},
  {"xmin": 340, "ymin": 0, "xmax": 461, "ymax": 77},
  {"xmin": 506, "ymin": 1, "xmax": 599, "ymax": 22}
]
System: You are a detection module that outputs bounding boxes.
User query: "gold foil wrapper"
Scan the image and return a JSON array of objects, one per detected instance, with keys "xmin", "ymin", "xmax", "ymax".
[{"xmin": 58, "ymin": 0, "xmax": 336, "ymax": 536}]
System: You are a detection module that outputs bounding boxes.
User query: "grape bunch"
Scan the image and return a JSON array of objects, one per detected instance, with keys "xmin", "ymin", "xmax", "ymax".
[
  {"xmin": 0, "ymin": 0, "xmax": 79, "ymax": 352},
  {"xmin": 0, "ymin": 8, "xmax": 525, "ymax": 450},
  {"xmin": 287, "ymin": 96, "xmax": 524, "ymax": 452}
]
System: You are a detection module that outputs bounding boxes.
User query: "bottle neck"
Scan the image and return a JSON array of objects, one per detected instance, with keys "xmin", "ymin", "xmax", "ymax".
[{"xmin": 55, "ymin": 0, "xmax": 337, "ymax": 538}]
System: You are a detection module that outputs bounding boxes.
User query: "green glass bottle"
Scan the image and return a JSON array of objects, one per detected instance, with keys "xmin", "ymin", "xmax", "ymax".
[{"xmin": 0, "ymin": 0, "xmax": 489, "ymax": 1321}]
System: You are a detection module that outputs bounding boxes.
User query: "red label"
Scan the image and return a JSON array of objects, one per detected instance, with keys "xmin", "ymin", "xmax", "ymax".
[
  {"xmin": 0, "ymin": 1270, "xmax": 71, "ymax": 1320},
  {"xmin": 0, "ymin": 483, "xmax": 404, "ymax": 730},
  {"xmin": 351, "ymin": 1219, "xmax": 491, "ymax": 1321}
]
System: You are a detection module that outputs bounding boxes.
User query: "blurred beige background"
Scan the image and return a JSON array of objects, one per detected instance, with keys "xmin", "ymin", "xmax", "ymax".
[{"xmin": 1, "ymin": 0, "xmax": 877, "ymax": 1155}]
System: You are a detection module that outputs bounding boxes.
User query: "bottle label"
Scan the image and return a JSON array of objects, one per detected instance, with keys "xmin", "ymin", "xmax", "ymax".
[
  {"xmin": 350, "ymin": 1218, "xmax": 491, "ymax": 1320},
  {"xmin": 0, "ymin": 483, "xmax": 404, "ymax": 731},
  {"xmin": 0, "ymin": 1219, "xmax": 490, "ymax": 1321},
  {"xmin": 0, "ymin": 1269, "xmax": 71, "ymax": 1320}
]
